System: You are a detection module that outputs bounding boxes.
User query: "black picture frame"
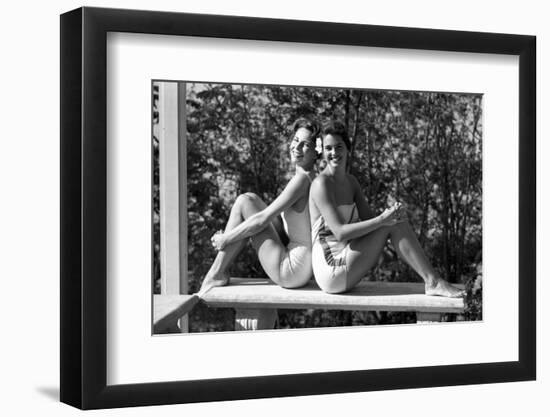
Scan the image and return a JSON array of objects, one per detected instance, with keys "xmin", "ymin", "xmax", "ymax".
[{"xmin": 60, "ymin": 6, "xmax": 536, "ymax": 410}]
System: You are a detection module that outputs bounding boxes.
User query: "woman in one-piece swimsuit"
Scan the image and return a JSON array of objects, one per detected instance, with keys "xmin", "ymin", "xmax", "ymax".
[
  {"xmin": 309, "ymin": 121, "xmax": 464, "ymax": 297},
  {"xmin": 201, "ymin": 118, "xmax": 319, "ymax": 292}
]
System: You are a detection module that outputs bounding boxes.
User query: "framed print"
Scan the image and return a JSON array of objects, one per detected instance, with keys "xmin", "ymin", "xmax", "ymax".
[{"xmin": 60, "ymin": 6, "xmax": 536, "ymax": 409}]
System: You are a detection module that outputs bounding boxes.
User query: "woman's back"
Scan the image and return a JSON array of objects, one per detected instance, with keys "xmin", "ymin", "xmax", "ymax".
[
  {"xmin": 283, "ymin": 172, "xmax": 313, "ymax": 247},
  {"xmin": 282, "ymin": 205, "xmax": 311, "ymax": 246}
]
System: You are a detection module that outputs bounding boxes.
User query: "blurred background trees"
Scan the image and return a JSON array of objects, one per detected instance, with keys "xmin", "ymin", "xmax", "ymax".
[{"xmin": 153, "ymin": 83, "xmax": 483, "ymax": 331}]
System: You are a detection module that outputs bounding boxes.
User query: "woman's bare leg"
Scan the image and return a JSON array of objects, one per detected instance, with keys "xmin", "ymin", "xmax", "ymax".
[
  {"xmin": 388, "ymin": 221, "xmax": 463, "ymax": 297},
  {"xmin": 344, "ymin": 220, "xmax": 463, "ymax": 297},
  {"xmin": 201, "ymin": 193, "xmax": 262, "ymax": 290},
  {"xmin": 200, "ymin": 193, "xmax": 286, "ymax": 291},
  {"xmin": 199, "ymin": 197, "xmax": 248, "ymax": 291},
  {"xmin": 342, "ymin": 227, "xmax": 392, "ymax": 291}
]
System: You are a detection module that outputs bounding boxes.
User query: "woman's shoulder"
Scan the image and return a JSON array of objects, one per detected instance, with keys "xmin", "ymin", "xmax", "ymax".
[
  {"xmin": 346, "ymin": 173, "xmax": 362, "ymax": 188},
  {"xmin": 311, "ymin": 172, "xmax": 330, "ymax": 187},
  {"xmin": 291, "ymin": 171, "xmax": 315, "ymax": 188},
  {"xmin": 282, "ymin": 172, "xmax": 314, "ymax": 199},
  {"xmin": 314, "ymin": 172, "xmax": 356, "ymax": 188},
  {"xmin": 310, "ymin": 173, "xmax": 337, "ymax": 198}
]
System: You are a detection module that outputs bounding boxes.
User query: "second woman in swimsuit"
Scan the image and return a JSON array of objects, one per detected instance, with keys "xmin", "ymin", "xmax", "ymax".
[
  {"xmin": 200, "ymin": 118, "xmax": 320, "ymax": 292},
  {"xmin": 309, "ymin": 121, "xmax": 464, "ymax": 297}
]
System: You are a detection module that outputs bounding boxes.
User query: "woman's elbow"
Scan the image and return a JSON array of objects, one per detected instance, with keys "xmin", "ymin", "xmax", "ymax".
[
  {"xmin": 254, "ymin": 213, "xmax": 271, "ymax": 230},
  {"xmin": 332, "ymin": 228, "xmax": 346, "ymax": 241}
]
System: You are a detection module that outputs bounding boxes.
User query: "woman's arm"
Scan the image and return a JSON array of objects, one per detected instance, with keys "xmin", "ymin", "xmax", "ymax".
[
  {"xmin": 350, "ymin": 175, "xmax": 376, "ymax": 221},
  {"xmin": 311, "ymin": 175, "xmax": 402, "ymax": 242},
  {"xmin": 352, "ymin": 176, "xmax": 408, "ymax": 223},
  {"xmin": 214, "ymin": 174, "xmax": 310, "ymax": 249}
]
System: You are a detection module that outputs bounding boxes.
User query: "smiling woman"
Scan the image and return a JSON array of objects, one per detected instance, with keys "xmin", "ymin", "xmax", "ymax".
[
  {"xmin": 200, "ymin": 117, "xmax": 320, "ymax": 291},
  {"xmin": 309, "ymin": 121, "xmax": 464, "ymax": 297}
]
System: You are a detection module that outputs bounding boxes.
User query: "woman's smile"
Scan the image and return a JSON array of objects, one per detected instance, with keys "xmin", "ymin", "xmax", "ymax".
[
  {"xmin": 290, "ymin": 127, "xmax": 316, "ymax": 167},
  {"xmin": 323, "ymin": 134, "xmax": 348, "ymax": 168}
]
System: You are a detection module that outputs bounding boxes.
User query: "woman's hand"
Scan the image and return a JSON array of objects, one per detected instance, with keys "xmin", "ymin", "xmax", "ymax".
[
  {"xmin": 379, "ymin": 202, "xmax": 407, "ymax": 226},
  {"xmin": 211, "ymin": 230, "xmax": 227, "ymax": 251}
]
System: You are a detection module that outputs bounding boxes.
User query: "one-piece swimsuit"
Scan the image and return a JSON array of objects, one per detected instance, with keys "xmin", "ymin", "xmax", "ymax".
[{"xmin": 311, "ymin": 203, "xmax": 360, "ymax": 292}]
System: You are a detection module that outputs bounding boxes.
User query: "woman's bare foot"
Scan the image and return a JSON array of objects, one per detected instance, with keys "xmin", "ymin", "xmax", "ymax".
[
  {"xmin": 425, "ymin": 279, "xmax": 465, "ymax": 298},
  {"xmin": 199, "ymin": 271, "xmax": 230, "ymax": 294}
]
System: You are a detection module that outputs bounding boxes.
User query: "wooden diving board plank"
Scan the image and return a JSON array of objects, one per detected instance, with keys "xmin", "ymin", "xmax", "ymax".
[{"xmin": 201, "ymin": 278, "xmax": 465, "ymax": 314}]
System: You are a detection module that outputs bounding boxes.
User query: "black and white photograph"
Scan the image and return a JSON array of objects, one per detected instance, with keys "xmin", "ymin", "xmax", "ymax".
[
  {"xmin": 48, "ymin": 1, "xmax": 542, "ymax": 414},
  {"xmin": 1, "ymin": 0, "xmax": 546, "ymax": 414},
  {"xmin": 152, "ymin": 81, "xmax": 483, "ymax": 334}
]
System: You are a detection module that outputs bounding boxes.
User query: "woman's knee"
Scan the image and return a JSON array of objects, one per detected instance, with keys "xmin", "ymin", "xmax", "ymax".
[
  {"xmin": 242, "ymin": 192, "xmax": 260, "ymax": 201},
  {"xmin": 235, "ymin": 192, "xmax": 260, "ymax": 209},
  {"xmin": 236, "ymin": 192, "xmax": 252, "ymax": 202},
  {"xmin": 387, "ymin": 219, "xmax": 412, "ymax": 234},
  {"xmin": 351, "ymin": 225, "xmax": 390, "ymax": 249}
]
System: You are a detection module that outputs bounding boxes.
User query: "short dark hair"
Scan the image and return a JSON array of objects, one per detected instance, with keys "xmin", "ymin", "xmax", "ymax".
[
  {"xmin": 321, "ymin": 121, "xmax": 351, "ymax": 150},
  {"xmin": 290, "ymin": 117, "xmax": 320, "ymax": 141}
]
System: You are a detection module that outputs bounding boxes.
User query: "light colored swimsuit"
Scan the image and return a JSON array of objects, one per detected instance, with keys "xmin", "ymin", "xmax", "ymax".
[
  {"xmin": 311, "ymin": 204, "xmax": 360, "ymax": 293},
  {"xmin": 279, "ymin": 203, "xmax": 313, "ymax": 286}
]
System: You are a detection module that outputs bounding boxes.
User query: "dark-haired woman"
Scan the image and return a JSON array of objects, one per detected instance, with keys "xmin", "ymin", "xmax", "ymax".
[
  {"xmin": 309, "ymin": 121, "xmax": 464, "ymax": 297},
  {"xmin": 201, "ymin": 118, "xmax": 320, "ymax": 292}
]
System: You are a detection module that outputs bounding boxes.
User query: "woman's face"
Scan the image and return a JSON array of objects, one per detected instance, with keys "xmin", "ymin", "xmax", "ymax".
[
  {"xmin": 322, "ymin": 134, "xmax": 348, "ymax": 169},
  {"xmin": 290, "ymin": 127, "xmax": 316, "ymax": 168}
]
